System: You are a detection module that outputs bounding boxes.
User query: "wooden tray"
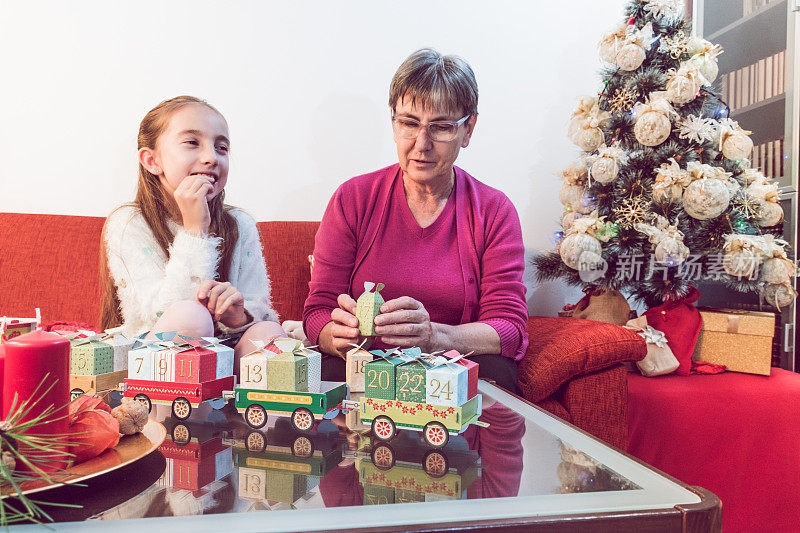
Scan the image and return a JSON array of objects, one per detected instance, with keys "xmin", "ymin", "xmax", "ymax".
[{"xmin": 1, "ymin": 419, "xmax": 166, "ymax": 497}]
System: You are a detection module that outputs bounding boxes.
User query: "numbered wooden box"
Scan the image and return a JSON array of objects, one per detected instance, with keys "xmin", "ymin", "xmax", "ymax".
[
  {"xmin": 364, "ymin": 355, "xmax": 404, "ymax": 400},
  {"xmin": 426, "ymin": 359, "xmax": 468, "ymax": 407},
  {"xmin": 71, "ymin": 339, "xmax": 114, "ymax": 376},
  {"xmin": 240, "ymin": 351, "xmax": 275, "ymax": 390},
  {"xmin": 267, "ymin": 352, "xmax": 308, "ymax": 392},
  {"xmin": 396, "ymin": 359, "xmax": 431, "ymax": 403},
  {"xmin": 345, "ymin": 347, "xmax": 373, "ymax": 393},
  {"xmin": 174, "ymin": 348, "xmax": 217, "ymax": 383}
]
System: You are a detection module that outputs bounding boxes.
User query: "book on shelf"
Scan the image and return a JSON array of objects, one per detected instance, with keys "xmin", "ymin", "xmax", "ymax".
[{"xmin": 723, "ymin": 50, "xmax": 785, "ymax": 111}]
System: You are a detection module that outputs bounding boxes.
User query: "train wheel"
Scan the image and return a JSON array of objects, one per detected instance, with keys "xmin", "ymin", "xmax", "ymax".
[
  {"xmin": 371, "ymin": 443, "xmax": 396, "ymax": 470},
  {"xmin": 292, "ymin": 436, "xmax": 314, "ymax": 458},
  {"xmin": 423, "ymin": 422, "xmax": 449, "ymax": 448},
  {"xmin": 423, "ymin": 450, "xmax": 449, "ymax": 478},
  {"xmin": 172, "ymin": 424, "xmax": 191, "ymax": 446},
  {"xmin": 69, "ymin": 388, "xmax": 85, "ymax": 401},
  {"xmin": 171, "ymin": 397, "xmax": 192, "ymax": 420},
  {"xmin": 371, "ymin": 416, "xmax": 396, "ymax": 441},
  {"xmin": 245, "ymin": 404, "xmax": 268, "ymax": 429},
  {"xmin": 133, "ymin": 393, "xmax": 152, "ymax": 413},
  {"xmin": 246, "ymin": 431, "xmax": 266, "ymax": 453},
  {"xmin": 291, "ymin": 408, "xmax": 314, "ymax": 432}
]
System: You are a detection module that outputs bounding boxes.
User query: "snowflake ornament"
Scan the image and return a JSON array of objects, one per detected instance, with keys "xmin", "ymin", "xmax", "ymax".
[
  {"xmin": 678, "ymin": 115, "xmax": 717, "ymax": 144},
  {"xmin": 608, "ymin": 87, "xmax": 639, "ymax": 113},
  {"xmin": 643, "ymin": 0, "xmax": 682, "ymax": 20},
  {"xmin": 731, "ymin": 191, "xmax": 763, "ymax": 220},
  {"xmin": 614, "ymin": 196, "xmax": 653, "ymax": 228},
  {"xmin": 658, "ymin": 30, "xmax": 690, "ymax": 59}
]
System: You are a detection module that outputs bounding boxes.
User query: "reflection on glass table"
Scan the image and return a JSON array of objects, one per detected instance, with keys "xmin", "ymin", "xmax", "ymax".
[{"xmin": 8, "ymin": 382, "xmax": 716, "ymax": 532}]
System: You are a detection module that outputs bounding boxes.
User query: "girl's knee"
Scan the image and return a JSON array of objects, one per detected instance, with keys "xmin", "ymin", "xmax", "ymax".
[{"xmin": 154, "ymin": 300, "xmax": 213, "ymax": 338}]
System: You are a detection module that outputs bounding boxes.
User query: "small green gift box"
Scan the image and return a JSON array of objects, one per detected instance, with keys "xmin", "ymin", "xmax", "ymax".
[
  {"xmin": 395, "ymin": 358, "xmax": 432, "ymax": 403},
  {"xmin": 364, "ymin": 351, "xmax": 405, "ymax": 400},
  {"xmin": 267, "ymin": 350, "xmax": 308, "ymax": 392},
  {"xmin": 70, "ymin": 335, "xmax": 114, "ymax": 376}
]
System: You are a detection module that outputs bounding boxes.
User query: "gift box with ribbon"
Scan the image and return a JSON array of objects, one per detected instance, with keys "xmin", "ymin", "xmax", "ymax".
[
  {"xmin": 692, "ymin": 308, "xmax": 775, "ymax": 375},
  {"xmin": 395, "ymin": 357, "xmax": 434, "ymax": 403},
  {"xmin": 364, "ymin": 349, "xmax": 411, "ymax": 400},
  {"xmin": 239, "ymin": 339, "xmax": 278, "ymax": 389},
  {"xmin": 624, "ymin": 316, "xmax": 679, "ymax": 377},
  {"xmin": 345, "ymin": 341, "xmax": 373, "ymax": 393},
  {"xmin": 128, "ymin": 333, "xmax": 233, "ymax": 383},
  {"xmin": 70, "ymin": 333, "xmax": 114, "ymax": 376},
  {"xmin": 267, "ymin": 338, "xmax": 311, "ymax": 392},
  {"xmin": 425, "ymin": 353, "xmax": 469, "ymax": 407},
  {"xmin": 442, "ymin": 349, "xmax": 478, "ymax": 399}
]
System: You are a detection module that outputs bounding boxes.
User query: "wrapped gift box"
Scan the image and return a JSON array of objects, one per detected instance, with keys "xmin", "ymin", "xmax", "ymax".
[
  {"xmin": 174, "ymin": 347, "xmax": 218, "ymax": 383},
  {"xmin": 364, "ymin": 351, "xmax": 406, "ymax": 400},
  {"xmin": 692, "ymin": 308, "xmax": 775, "ymax": 375},
  {"xmin": 345, "ymin": 346, "xmax": 373, "ymax": 393},
  {"xmin": 200, "ymin": 337, "xmax": 234, "ymax": 379},
  {"xmin": 267, "ymin": 351, "xmax": 308, "ymax": 392},
  {"xmin": 426, "ymin": 356, "xmax": 468, "ymax": 407},
  {"xmin": 240, "ymin": 342, "xmax": 277, "ymax": 390},
  {"xmin": 70, "ymin": 336, "xmax": 114, "ymax": 376},
  {"xmin": 396, "ymin": 358, "xmax": 432, "ymax": 403},
  {"xmin": 442, "ymin": 349, "xmax": 478, "ymax": 399}
]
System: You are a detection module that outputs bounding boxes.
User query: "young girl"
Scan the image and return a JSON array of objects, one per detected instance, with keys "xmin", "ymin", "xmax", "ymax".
[{"xmin": 100, "ymin": 95, "xmax": 284, "ymax": 366}]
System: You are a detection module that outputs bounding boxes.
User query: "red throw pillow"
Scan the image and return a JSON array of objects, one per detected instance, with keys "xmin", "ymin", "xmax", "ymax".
[
  {"xmin": 643, "ymin": 287, "xmax": 702, "ymax": 376},
  {"xmin": 518, "ymin": 316, "xmax": 646, "ymax": 403}
]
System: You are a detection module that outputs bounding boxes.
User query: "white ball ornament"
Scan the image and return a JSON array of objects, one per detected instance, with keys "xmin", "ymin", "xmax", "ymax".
[
  {"xmin": 682, "ymin": 179, "xmax": 731, "ymax": 220},
  {"xmin": 590, "ymin": 157, "xmax": 619, "ymax": 184},
  {"xmin": 559, "ymin": 183, "xmax": 585, "ymax": 207},
  {"xmin": 694, "ymin": 57, "xmax": 719, "ymax": 84},
  {"xmin": 574, "ymin": 127, "xmax": 605, "ymax": 152},
  {"xmin": 615, "ymin": 44, "xmax": 646, "ymax": 71},
  {"xmin": 721, "ymin": 132, "xmax": 754, "ymax": 161},
  {"xmin": 634, "ymin": 111, "xmax": 671, "ymax": 146},
  {"xmin": 723, "ymin": 249, "xmax": 761, "ymax": 279},
  {"xmin": 568, "ymin": 116, "xmax": 587, "ymax": 141},
  {"xmin": 655, "ymin": 238, "xmax": 691, "ymax": 265},
  {"xmin": 762, "ymin": 257, "xmax": 795, "ymax": 285},
  {"xmin": 665, "ymin": 74, "xmax": 699, "ymax": 105},
  {"xmin": 759, "ymin": 202, "xmax": 784, "ymax": 227},
  {"xmin": 762, "ymin": 283, "xmax": 796, "ymax": 309},
  {"xmin": 559, "ymin": 233, "xmax": 602, "ymax": 270}
]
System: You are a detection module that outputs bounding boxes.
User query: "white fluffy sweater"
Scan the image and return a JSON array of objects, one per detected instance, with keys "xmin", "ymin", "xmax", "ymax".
[{"xmin": 104, "ymin": 205, "xmax": 279, "ymax": 338}]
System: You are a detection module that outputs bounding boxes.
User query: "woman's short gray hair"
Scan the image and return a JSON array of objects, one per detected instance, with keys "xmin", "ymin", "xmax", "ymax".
[{"xmin": 389, "ymin": 48, "xmax": 478, "ymax": 116}]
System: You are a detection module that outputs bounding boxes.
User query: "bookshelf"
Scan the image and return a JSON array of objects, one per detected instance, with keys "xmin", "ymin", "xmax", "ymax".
[{"xmin": 693, "ymin": 0, "xmax": 799, "ymax": 370}]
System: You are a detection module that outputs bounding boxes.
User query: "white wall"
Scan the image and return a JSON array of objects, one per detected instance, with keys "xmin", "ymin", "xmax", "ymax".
[{"xmin": 0, "ymin": 0, "xmax": 627, "ymax": 315}]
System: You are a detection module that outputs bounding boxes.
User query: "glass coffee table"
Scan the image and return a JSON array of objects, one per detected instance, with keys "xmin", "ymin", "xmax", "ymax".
[{"xmin": 8, "ymin": 381, "xmax": 720, "ymax": 532}]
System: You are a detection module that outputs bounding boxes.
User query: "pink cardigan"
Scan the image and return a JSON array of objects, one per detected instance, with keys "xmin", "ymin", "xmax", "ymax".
[{"xmin": 303, "ymin": 164, "xmax": 528, "ymax": 361}]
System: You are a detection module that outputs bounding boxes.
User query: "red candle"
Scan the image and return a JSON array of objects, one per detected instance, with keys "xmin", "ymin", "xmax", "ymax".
[{"xmin": 2, "ymin": 330, "xmax": 71, "ymax": 472}]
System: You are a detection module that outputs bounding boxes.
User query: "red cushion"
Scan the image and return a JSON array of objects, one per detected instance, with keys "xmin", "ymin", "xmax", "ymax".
[
  {"xmin": 518, "ymin": 316, "xmax": 646, "ymax": 403},
  {"xmin": 257, "ymin": 221, "xmax": 319, "ymax": 321},
  {"xmin": 0, "ymin": 213, "xmax": 105, "ymax": 328},
  {"xmin": 628, "ymin": 369, "xmax": 800, "ymax": 532}
]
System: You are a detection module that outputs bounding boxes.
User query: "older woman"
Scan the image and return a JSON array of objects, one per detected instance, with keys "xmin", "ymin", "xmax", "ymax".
[{"xmin": 303, "ymin": 48, "xmax": 527, "ymax": 392}]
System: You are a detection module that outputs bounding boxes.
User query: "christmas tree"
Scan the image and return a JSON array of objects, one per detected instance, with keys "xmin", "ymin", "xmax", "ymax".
[{"xmin": 534, "ymin": 0, "xmax": 796, "ymax": 309}]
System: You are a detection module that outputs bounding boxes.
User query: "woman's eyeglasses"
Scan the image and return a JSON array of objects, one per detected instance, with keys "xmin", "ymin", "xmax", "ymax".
[{"xmin": 392, "ymin": 114, "xmax": 471, "ymax": 142}]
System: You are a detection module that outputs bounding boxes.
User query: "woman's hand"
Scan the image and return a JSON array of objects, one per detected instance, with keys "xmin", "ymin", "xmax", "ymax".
[
  {"xmin": 175, "ymin": 175, "xmax": 213, "ymax": 236},
  {"xmin": 197, "ymin": 280, "xmax": 248, "ymax": 328},
  {"xmin": 319, "ymin": 294, "xmax": 365, "ymax": 359},
  {"xmin": 374, "ymin": 296, "xmax": 436, "ymax": 352}
]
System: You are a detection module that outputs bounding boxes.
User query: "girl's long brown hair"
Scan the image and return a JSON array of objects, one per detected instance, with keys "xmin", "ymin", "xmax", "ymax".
[{"xmin": 99, "ymin": 96, "xmax": 238, "ymax": 330}]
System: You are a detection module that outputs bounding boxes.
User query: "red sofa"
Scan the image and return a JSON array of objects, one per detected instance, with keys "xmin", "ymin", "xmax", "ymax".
[{"xmin": 0, "ymin": 213, "xmax": 645, "ymax": 449}]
